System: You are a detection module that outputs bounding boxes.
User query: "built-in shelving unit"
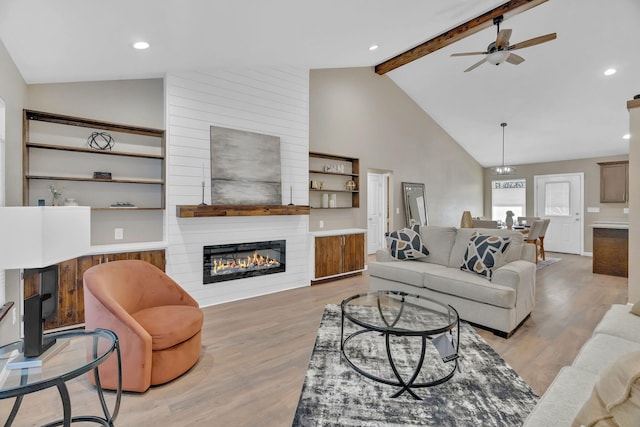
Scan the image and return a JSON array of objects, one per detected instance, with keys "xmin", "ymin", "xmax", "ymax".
[
  {"xmin": 23, "ymin": 109, "xmax": 166, "ymax": 210},
  {"xmin": 309, "ymin": 152, "xmax": 359, "ymax": 209}
]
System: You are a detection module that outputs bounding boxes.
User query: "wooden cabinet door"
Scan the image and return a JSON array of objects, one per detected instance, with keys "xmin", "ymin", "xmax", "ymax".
[
  {"xmin": 600, "ymin": 162, "xmax": 628, "ymax": 203},
  {"xmin": 53, "ymin": 259, "xmax": 80, "ymax": 329},
  {"xmin": 315, "ymin": 236, "xmax": 343, "ymax": 278},
  {"xmin": 136, "ymin": 250, "xmax": 166, "ymax": 271},
  {"xmin": 343, "ymin": 233, "xmax": 365, "ymax": 273}
]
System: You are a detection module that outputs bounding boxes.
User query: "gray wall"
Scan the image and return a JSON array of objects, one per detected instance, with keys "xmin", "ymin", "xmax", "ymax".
[
  {"xmin": 26, "ymin": 80, "xmax": 165, "ymax": 244},
  {"xmin": 482, "ymin": 154, "xmax": 629, "ymax": 253},
  {"xmin": 309, "ymin": 67, "xmax": 484, "ymax": 232}
]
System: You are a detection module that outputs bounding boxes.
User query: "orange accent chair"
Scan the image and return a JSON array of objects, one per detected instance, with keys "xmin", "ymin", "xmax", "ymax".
[{"xmin": 83, "ymin": 260, "xmax": 203, "ymax": 392}]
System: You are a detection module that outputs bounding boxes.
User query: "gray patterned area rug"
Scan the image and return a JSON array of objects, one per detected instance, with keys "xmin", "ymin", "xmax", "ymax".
[{"xmin": 293, "ymin": 304, "xmax": 538, "ymax": 427}]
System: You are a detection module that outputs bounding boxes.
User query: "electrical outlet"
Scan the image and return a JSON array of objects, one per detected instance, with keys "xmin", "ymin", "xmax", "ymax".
[
  {"xmin": 319, "ymin": 220, "xmax": 324, "ymax": 229},
  {"xmin": 114, "ymin": 228, "xmax": 124, "ymax": 240},
  {"xmin": 396, "ymin": 208, "xmax": 400, "ymax": 214},
  {"xmin": 12, "ymin": 307, "xmax": 17, "ymax": 325},
  {"xmin": 624, "ymin": 208, "xmax": 629, "ymax": 214}
]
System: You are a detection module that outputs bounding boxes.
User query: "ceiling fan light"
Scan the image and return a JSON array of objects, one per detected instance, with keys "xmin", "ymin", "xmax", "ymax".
[{"xmin": 487, "ymin": 50, "xmax": 510, "ymax": 65}]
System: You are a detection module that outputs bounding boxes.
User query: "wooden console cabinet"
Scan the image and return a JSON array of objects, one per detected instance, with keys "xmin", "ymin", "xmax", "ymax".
[
  {"xmin": 592, "ymin": 227, "xmax": 628, "ymax": 277},
  {"xmin": 311, "ymin": 229, "xmax": 365, "ymax": 284},
  {"xmin": 24, "ymin": 249, "xmax": 165, "ymax": 330}
]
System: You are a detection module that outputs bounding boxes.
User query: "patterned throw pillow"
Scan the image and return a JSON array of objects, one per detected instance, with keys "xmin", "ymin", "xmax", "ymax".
[
  {"xmin": 460, "ymin": 232, "xmax": 511, "ymax": 279},
  {"xmin": 386, "ymin": 225, "xmax": 429, "ymax": 260}
]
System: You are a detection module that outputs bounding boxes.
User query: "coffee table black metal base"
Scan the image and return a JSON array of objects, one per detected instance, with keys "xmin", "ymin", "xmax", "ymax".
[{"xmin": 340, "ymin": 292, "xmax": 460, "ymax": 400}]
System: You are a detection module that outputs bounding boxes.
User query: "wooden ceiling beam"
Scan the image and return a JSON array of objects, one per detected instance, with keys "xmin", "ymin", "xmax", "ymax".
[{"xmin": 374, "ymin": 0, "xmax": 549, "ymax": 75}]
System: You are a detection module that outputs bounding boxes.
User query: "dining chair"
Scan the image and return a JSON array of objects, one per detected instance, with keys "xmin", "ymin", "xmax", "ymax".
[
  {"xmin": 538, "ymin": 219, "xmax": 551, "ymax": 260},
  {"xmin": 524, "ymin": 220, "xmax": 545, "ymax": 264},
  {"xmin": 517, "ymin": 216, "xmax": 540, "ymax": 226}
]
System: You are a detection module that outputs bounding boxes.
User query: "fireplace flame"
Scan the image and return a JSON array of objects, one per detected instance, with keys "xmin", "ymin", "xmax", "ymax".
[{"xmin": 212, "ymin": 251, "xmax": 280, "ymax": 275}]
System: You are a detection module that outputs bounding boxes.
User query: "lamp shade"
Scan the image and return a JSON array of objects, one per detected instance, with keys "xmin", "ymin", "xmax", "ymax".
[{"xmin": 0, "ymin": 206, "xmax": 91, "ymax": 269}]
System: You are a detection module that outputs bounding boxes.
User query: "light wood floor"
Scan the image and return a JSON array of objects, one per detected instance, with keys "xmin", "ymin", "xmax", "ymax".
[{"xmin": 1, "ymin": 252, "xmax": 628, "ymax": 426}]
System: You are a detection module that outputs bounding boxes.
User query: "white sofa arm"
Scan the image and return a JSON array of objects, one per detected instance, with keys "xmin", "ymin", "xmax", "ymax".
[
  {"xmin": 521, "ymin": 243, "xmax": 536, "ymax": 263},
  {"xmin": 493, "ymin": 260, "xmax": 535, "ymax": 290},
  {"xmin": 376, "ymin": 248, "xmax": 393, "ymax": 262},
  {"xmin": 493, "ymin": 260, "xmax": 536, "ymax": 323}
]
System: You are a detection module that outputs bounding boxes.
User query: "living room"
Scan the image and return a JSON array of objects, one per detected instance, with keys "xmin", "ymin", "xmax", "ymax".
[{"xmin": 1, "ymin": 1, "xmax": 640, "ymax": 426}]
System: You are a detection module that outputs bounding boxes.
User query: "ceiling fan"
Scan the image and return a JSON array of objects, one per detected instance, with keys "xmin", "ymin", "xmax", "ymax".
[{"xmin": 451, "ymin": 15, "xmax": 556, "ymax": 72}]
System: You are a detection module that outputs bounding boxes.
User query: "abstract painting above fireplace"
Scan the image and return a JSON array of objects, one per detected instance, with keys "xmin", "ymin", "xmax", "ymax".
[
  {"xmin": 210, "ymin": 126, "xmax": 282, "ymax": 205},
  {"xmin": 203, "ymin": 240, "xmax": 286, "ymax": 284}
]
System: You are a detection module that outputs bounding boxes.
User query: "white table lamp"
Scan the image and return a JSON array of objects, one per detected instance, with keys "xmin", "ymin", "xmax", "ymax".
[{"xmin": 0, "ymin": 206, "xmax": 90, "ymax": 358}]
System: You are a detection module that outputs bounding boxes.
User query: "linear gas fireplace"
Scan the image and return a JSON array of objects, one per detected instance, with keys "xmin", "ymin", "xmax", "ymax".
[{"xmin": 203, "ymin": 240, "xmax": 286, "ymax": 284}]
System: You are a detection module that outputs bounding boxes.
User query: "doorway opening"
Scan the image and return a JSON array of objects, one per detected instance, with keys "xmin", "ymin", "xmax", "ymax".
[{"xmin": 367, "ymin": 170, "xmax": 392, "ymax": 255}]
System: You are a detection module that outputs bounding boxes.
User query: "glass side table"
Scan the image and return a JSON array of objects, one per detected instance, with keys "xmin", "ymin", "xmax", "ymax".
[{"xmin": 0, "ymin": 328, "xmax": 122, "ymax": 427}]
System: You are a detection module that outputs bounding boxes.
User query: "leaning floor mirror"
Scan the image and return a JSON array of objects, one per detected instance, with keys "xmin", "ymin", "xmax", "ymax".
[{"xmin": 402, "ymin": 182, "xmax": 428, "ymax": 227}]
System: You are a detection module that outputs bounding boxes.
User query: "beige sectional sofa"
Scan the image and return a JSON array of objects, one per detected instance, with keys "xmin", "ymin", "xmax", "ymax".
[
  {"xmin": 523, "ymin": 303, "xmax": 640, "ymax": 426},
  {"xmin": 368, "ymin": 226, "xmax": 537, "ymax": 337}
]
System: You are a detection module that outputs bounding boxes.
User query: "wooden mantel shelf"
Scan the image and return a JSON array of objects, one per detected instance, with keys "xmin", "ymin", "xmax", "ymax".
[{"xmin": 176, "ymin": 204, "xmax": 310, "ymax": 218}]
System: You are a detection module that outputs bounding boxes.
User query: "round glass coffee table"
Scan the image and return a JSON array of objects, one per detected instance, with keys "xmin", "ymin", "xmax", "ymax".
[
  {"xmin": 341, "ymin": 291, "xmax": 459, "ymax": 399},
  {"xmin": 0, "ymin": 328, "xmax": 121, "ymax": 426}
]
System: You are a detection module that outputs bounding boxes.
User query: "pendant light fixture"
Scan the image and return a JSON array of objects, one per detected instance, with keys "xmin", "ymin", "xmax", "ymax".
[{"xmin": 491, "ymin": 122, "xmax": 516, "ymax": 175}]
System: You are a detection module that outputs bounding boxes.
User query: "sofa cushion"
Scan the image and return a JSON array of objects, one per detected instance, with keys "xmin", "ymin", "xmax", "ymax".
[
  {"xmin": 594, "ymin": 304, "xmax": 640, "ymax": 343},
  {"xmin": 460, "ymin": 232, "xmax": 511, "ymax": 280},
  {"xmin": 368, "ymin": 260, "xmax": 447, "ymax": 288},
  {"xmin": 422, "ymin": 267, "xmax": 516, "ymax": 308},
  {"xmin": 132, "ymin": 305, "xmax": 204, "ymax": 351},
  {"xmin": 573, "ymin": 334, "xmax": 640, "ymax": 375},
  {"xmin": 386, "ymin": 226, "xmax": 429, "ymax": 260},
  {"xmin": 415, "ymin": 226, "xmax": 457, "ymax": 266}
]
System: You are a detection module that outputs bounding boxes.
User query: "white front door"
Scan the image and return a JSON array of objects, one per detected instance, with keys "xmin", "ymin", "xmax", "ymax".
[
  {"xmin": 534, "ymin": 173, "xmax": 583, "ymax": 254},
  {"xmin": 367, "ymin": 172, "xmax": 386, "ymax": 254}
]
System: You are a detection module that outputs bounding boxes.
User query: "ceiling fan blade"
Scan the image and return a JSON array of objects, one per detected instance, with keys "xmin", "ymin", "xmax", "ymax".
[
  {"xmin": 451, "ymin": 51, "xmax": 488, "ymax": 57},
  {"xmin": 506, "ymin": 53, "xmax": 525, "ymax": 65},
  {"xmin": 495, "ymin": 29, "xmax": 512, "ymax": 49},
  {"xmin": 509, "ymin": 33, "xmax": 557, "ymax": 50},
  {"xmin": 464, "ymin": 58, "xmax": 487, "ymax": 72}
]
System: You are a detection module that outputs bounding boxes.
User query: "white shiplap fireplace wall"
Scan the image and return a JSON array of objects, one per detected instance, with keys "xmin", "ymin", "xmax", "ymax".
[{"xmin": 165, "ymin": 69, "xmax": 310, "ymax": 307}]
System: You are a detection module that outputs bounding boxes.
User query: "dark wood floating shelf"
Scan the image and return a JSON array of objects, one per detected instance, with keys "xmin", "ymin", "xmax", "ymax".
[{"xmin": 177, "ymin": 204, "xmax": 310, "ymax": 218}]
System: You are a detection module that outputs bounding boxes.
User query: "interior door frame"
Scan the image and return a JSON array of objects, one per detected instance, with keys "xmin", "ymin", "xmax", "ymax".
[
  {"xmin": 533, "ymin": 172, "xmax": 584, "ymax": 255},
  {"xmin": 367, "ymin": 170, "xmax": 391, "ymax": 255}
]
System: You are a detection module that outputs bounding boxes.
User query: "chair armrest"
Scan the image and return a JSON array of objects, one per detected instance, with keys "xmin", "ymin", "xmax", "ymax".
[{"xmin": 84, "ymin": 286, "xmax": 153, "ymax": 392}]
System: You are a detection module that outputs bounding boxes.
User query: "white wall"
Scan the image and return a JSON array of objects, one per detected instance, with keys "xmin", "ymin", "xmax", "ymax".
[
  {"xmin": 165, "ymin": 69, "xmax": 310, "ymax": 307},
  {"xmin": 629, "ymin": 100, "xmax": 640, "ymax": 303}
]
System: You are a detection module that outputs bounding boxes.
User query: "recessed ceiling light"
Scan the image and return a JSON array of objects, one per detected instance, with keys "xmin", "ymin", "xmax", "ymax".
[
  {"xmin": 604, "ymin": 68, "xmax": 616, "ymax": 76},
  {"xmin": 369, "ymin": 44, "xmax": 379, "ymax": 51},
  {"xmin": 133, "ymin": 41, "xmax": 150, "ymax": 50},
  {"xmin": 623, "ymin": 133, "xmax": 631, "ymax": 139}
]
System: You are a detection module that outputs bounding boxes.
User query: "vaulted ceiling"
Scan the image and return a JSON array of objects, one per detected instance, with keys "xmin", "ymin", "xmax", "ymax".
[{"xmin": 1, "ymin": 0, "xmax": 637, "ymax": 167}]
